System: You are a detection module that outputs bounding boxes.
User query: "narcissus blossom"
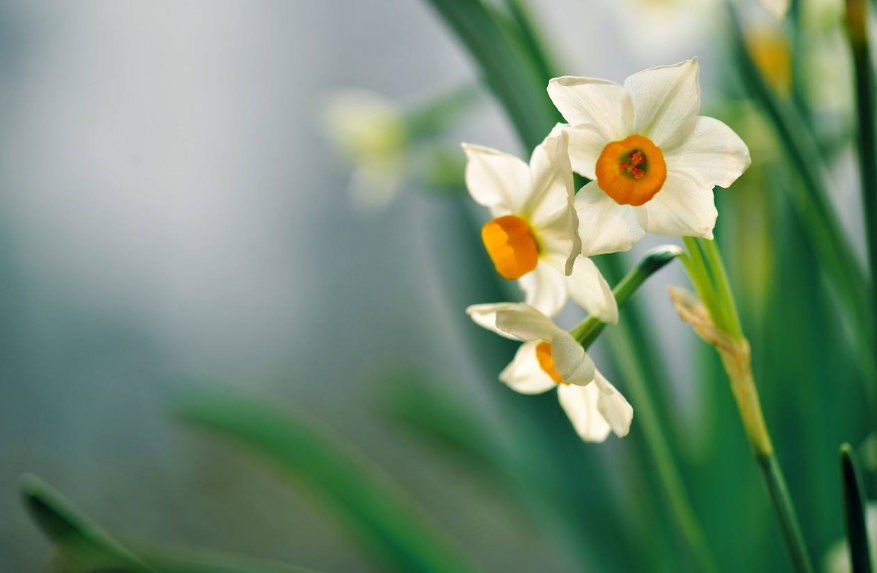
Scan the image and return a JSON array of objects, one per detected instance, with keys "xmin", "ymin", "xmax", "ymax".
[
  {"xmin": 548, "ymin": 58, "xmax": 751, "ymax": 255},
  {"xmin": 467, "ymin": 303, "xmax": 632, "ymax": 442},
  {"xmin": 463, "ymin": 130, "xmax": 617, "ymax": 320}
]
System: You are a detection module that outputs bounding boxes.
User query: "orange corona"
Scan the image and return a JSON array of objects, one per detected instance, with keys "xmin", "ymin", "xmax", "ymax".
[
  {"xmin": 595, "ymin": 134, "xmax": 667, "ymax": 206},
  {"xmin": 535, "ymin": 341, "xmax": 564, "ymax": 384},
  {"xmin": 481, "ymin": 215, "xmax": 539, "ymax": 279}
]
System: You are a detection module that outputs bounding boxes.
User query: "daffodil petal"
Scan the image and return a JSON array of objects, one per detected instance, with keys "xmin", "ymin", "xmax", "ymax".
[
  {"xmin": 466, "ymin": 303, "xmax": 531, "ymax": 340},
  {"xmin": 519, "ymin": 262, "xmax": 568, "ymax": 317},
  {"xmin": 551, "ymin": 332, "xmax": 595, "ymax": 385},
  {"xmin": 637, "ymin": 171, "xmax": 717, "ymax": 239},
  {"xmin": 495, "ymin": 306, "xmax": 564, "ymax": 342},
  {"xmin": 557, "ymin": 383, "xmax": 612, "ymax": 442},
  {"xmin": 566, "ymin": 257, "xmax": 618, "ymax": 324},
  {"xmin": 462, "ymin": 143, "xmax": 531, "ymax": 214},
  {"xmin": 547, "ymin": 77, "xmax": 633, "ymax": 141},
  {"xmin": 499, "ymin": 340, "xmax": 558, "ymax": 394},
  {"xmin": 624, "ymin": 58, "xmax": 701, "ymax": 146},
  {"xmin": 594, "ymin": 370, "xmax": 634, "ymax": 438},
  {"xmin": 575, "ymin": 181, "xmax": 645, "ymax": 255},
  {"xmin": 563, "ymin": 123, "xmax": 606, "ymax": 179},
  {"xmin": 664, "ymin": 116, "xmax": 751, "ymax": 189}
]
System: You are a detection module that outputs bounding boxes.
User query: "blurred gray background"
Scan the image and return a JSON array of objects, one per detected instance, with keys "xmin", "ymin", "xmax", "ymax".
[{"xmin": 0, "ymin": 1, "xmax": 711, "ymax": 571}]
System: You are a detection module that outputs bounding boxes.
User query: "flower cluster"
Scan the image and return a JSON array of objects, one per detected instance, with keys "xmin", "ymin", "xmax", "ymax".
[{"xmin": 463, "ymin": 58, "xmax": 751, "ymax": 442}]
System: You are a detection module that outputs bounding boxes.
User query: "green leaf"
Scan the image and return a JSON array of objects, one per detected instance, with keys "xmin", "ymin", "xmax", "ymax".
[
  {"xmin": 422, "ymin": 0, "xmax": 557, "ymax": 150},
  {"xmin": 373, "ymin": 368, "xmax": 507, "ymax": 479},
  {"xmin": 840, "ymin": 444, "xmax": 873, "ymax": 573},
  {"xmin": 21, "ymin": 474, "xmax": 322, "ymax": 573},
  {"xmin": 21, "ymin": 474, "xmax": 155, "ymax": 573},
  {"xmin": 174, "ymin": 389, "xmax": 481, "ymax": 573}
]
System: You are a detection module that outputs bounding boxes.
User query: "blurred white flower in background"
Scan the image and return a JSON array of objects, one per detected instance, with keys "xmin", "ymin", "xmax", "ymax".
[{"xmin": 323, "ymin": 89, "xmax": 407, "ymax": 211}]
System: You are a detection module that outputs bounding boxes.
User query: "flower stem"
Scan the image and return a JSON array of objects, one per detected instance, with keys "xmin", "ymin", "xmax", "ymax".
[
  {"xmin": 683, "ymin": 239, "xmax": 814, "ymax": 573},
  {"xmin": 570, "ymin": 246, "xmax": 722, "ymax": 573},
  {"xmin": 570, "ymin": 245, "xmax": 682, "ymax": 348}
]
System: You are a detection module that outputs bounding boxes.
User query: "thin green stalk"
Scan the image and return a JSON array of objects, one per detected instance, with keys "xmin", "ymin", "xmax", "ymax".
[
  {"xmin": 570, "ymin": 246, "xmax": 682, "ymax": 348},
  {"xmin": 499, "ymin": 0, "xmax": 558, "ymax": 81},
  {"xmin": 840, "ymin": 444, "xmax": 874, "ymax": 573},
  {"xmin": 844, "ymin": 0, "xmax": 877, "ymax": 352},
  {"xmin": 570, "ymin": 246, "xmax": 721, "ymax": 573},
  {"xmin": 682, "ymin": 240, "xmax": 814, "ymax": 573}
]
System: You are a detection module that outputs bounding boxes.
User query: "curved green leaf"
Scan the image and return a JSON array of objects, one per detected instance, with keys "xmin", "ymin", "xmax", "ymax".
[
  {"xmin": 174, "ymin": 389, "xmax": 481, "ymax": 573},
  {"xmin": 840, "ymin": 444, "xmax": 873, "ymax": 573}
]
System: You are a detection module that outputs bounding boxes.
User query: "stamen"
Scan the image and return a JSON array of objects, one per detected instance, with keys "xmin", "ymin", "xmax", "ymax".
[{"xmin": 595, "ymin": 134, "xmax": 667, "ymax": 206}]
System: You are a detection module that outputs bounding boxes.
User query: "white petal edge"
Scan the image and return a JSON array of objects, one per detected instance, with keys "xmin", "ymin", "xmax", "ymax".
[
  {"xmin": 465, "ymin": 303, "xmax": 563, "ymax": 342},
  {"xmin": 518, "ymin": 262, "xmax": 568, "ymax": 318},
  {"xmin": 594, "ymin": 370, "xmax": 634, "ymax": 438},
  {"xmin": 623, "ymin": 58, "xmax": 701, "ymax": 147},
  {"xmin": 551, "ymin": 331, "xmax": 595, "ymax": 386},
  {"xmin": 547, "ymin": 77, "xmax": 633, "ymax": 141},
  {"xmin": 566, "ymin": 257, "xmax": 618, "ymax": 324},
  {"xmin": 663, "ymin": 116, "xmax": 751, "ymax": 190},
  {"xmin": 461, "ymin": 143, "xmax": 531, "ymax": 215},
  {"xmin": 499, "ymin": 340, "xmax": 558, "ymax": 395},
  {"xmin": 575, "ymin": 181, "xmax": 645, "ymax": 256},
  {"xmin": 636, "ymin": 171, "xmax": 718, "ymax": 239},
  {"xmin": 526, "ymin": 126, "xmax": 581, "ymax": 275},
  {"xmin": 557, "ymin": 383, "xmax": 611, "ymax": 442},
  {"xmin": 563, "ymin": 123, "xmax": 606, "ymax": 180}
]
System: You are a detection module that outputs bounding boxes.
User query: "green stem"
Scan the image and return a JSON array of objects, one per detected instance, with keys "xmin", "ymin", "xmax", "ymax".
[
  {"xmin": 685, "ymin": 240, "xmax": 814, "ymax": 573},
  {"xmin": 840, "ymin": 444, "xmax": 874, "ymax": 573},
  {"xmin": 570, "ymin": 245, "xmax": 682, "ymax": 348},
  {"xmin": 570, "ymin": 246, "xmax": 721, "ymax": 573}
]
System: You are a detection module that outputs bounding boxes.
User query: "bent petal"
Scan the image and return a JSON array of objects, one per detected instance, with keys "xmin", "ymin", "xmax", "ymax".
[
  {"xmin": 575, "ymin": 181, "xmax": 645, "ymax": 255},
  {"xmin": 551, "ymin": 332, "xmax": 596, "ymax": 386},
  {"xmin": 557, "ymin": 383, "xmax": 612, "ymax": 442},
  {"xmin": 499, "ymin": 340, "xmax": 558, "ymax": 394},
  {"xmin": 566, "ymin": 257, "xmax": 618, "ymax": 324},
  {"xmin": 519, "ymin": 262, "xmax": 568, "ymax": 317},
  {"xmin": 624, "ymin": 58, "xmax": 701, "ymax": 146},
  {"xmin": 527, "ymin": 127, "xmax": 581, "ymax": 274},
  {"xmin": 462, "ymin": 143, "xmax": 531, "ymax": 214},
  {"xmin": 466, "ymin": 303, "xmax": 564, "ymax": 342},
  {"xmin": 594, "ymin": 370, "xmax": 634, "ymax": 438},
  {"xmin": 664, "ymin": 116, "xmax": 751, "ymax": 189},
  {"xmin": 636, "ymin": 171, "xmax": 717, "ymax": 239},
  {"xmin": 564, "ymin": 123, "xmax": 607, "ymax": 180},
  {"xmin": 547, "ymin": 77, "xmax": 633, "ymax": 141}
]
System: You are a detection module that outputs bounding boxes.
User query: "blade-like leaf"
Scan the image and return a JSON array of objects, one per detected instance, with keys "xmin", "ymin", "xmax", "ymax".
[
  {"xmin": 174, "ymin": 389, "xmax": 481, "ymax": 573},
  {"xmin": 840, "ymin": 444, "xmax": 873, "ymax": 573},
  {"xmin": 422, "ymin": 0, "xmax": 557, "ymax": 150},
  {"xmin": 21, "ymin": 474, "xmax": 155, "ymax": 573}
]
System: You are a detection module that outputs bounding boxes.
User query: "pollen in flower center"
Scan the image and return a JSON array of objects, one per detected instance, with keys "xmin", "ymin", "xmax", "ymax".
[
  {"xmin": 481, "ymin": 215, "xmax": 539, "ymax": 279},
  {"xmin": 595, "ymin": 134, "xmax": 667, "ymax": 206},
  {"xmin": 535, "ymin": 341, "xmax": 565, "ymax": 384}
]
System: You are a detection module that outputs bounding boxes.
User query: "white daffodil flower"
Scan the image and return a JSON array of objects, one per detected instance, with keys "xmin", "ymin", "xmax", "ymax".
[
  {"xmin": 323, "ymin": 89, "xmax": 407, "ymax": 211},
  {"xmin": 462, "ymin": 129, "xmax": 618, "ymax": 321},
  {"xmin": 467, "ymin": 303, "xmax": 633, "ymax": 442},
  {"xmin": 548, "ymin": 58, "xmax": 751, "ymax": 255}
]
